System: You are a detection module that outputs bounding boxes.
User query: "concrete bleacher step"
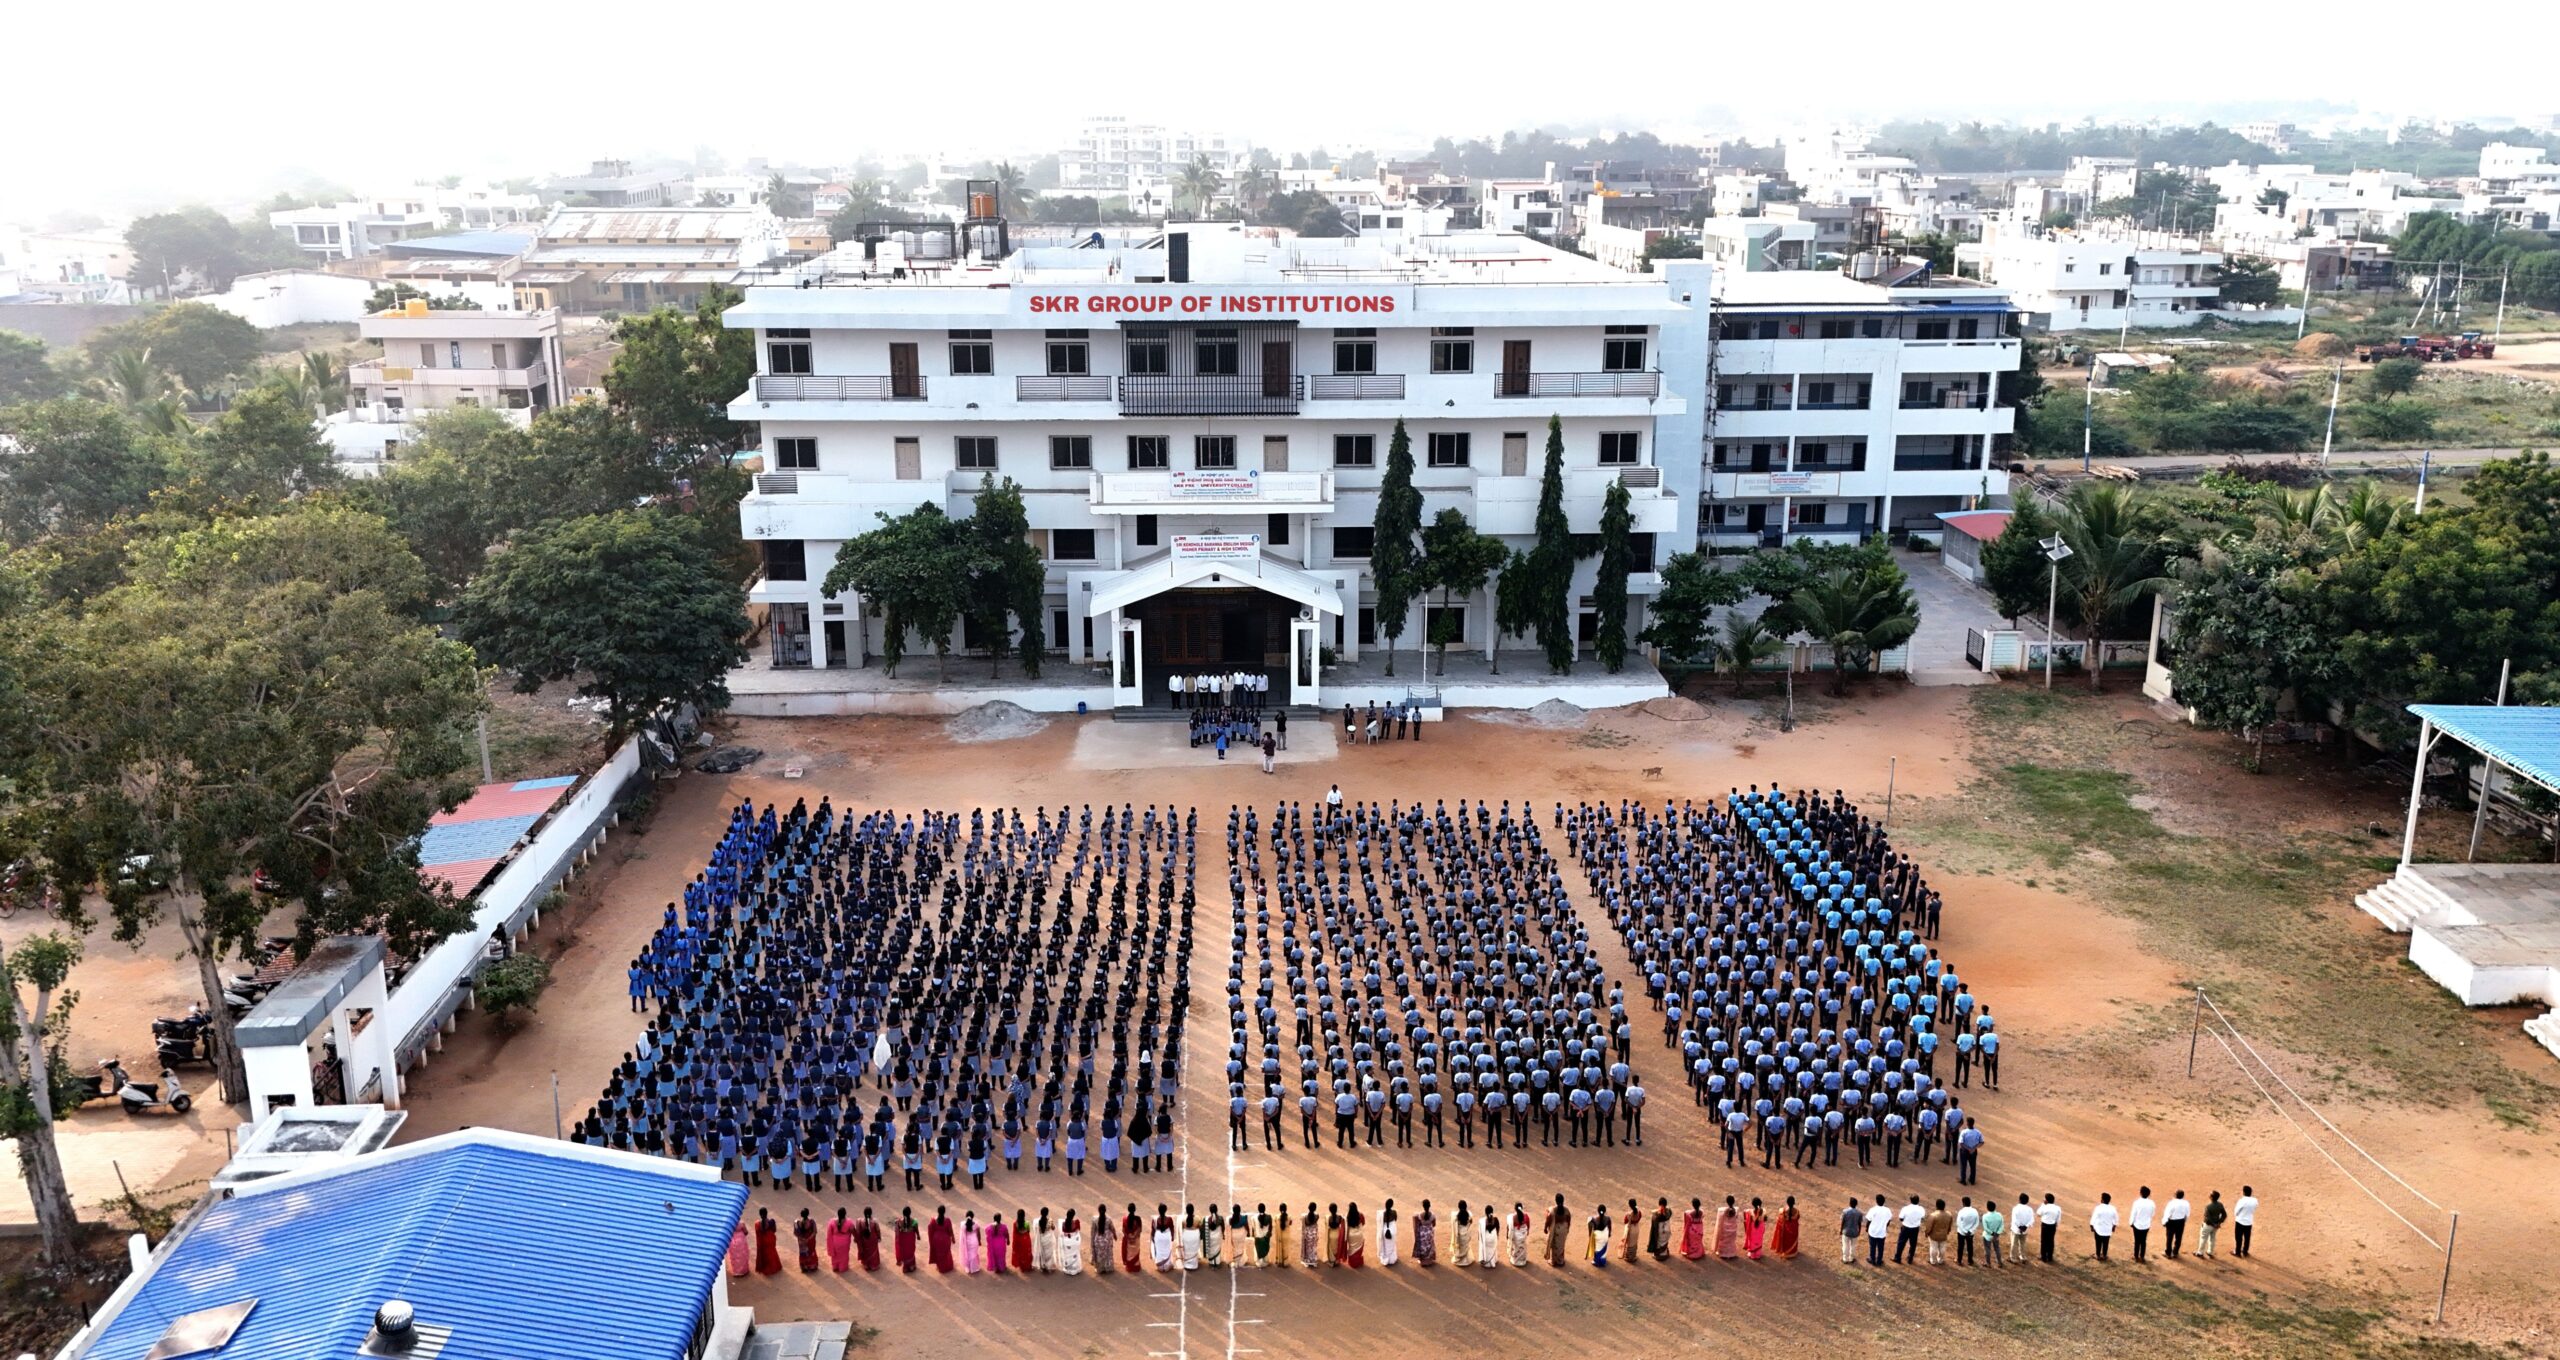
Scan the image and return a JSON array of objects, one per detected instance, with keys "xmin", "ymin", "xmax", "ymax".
[
  {"xmin": 2526, "ymin": 1010, "xmax": 2560, "ymax": 1064},
  {"xmin": 2355, "ymin": 878, "xmax": 2427, "ymax": 933}
]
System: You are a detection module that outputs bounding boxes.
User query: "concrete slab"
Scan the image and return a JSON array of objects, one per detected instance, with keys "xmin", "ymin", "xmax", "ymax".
[{"xmin": 1072, "ymin": 720, "xmax": 1339, "ymax": 771}]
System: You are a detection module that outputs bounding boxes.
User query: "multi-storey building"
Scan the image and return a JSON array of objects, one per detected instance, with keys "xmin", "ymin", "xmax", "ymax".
[
  {"xmin": 1956, "ymin": 221, "xmax": 2227, "ymax": 332},
  {"xmin": 1704, "ymin": 269, "xmax": 2018, "ymax": 547},
  {"xmin": 1060, "ymin": 116, "xmax": 1243, "ymax": 195},
  {"xmin": 725, "ymin": 223, "xmax": 1708, "ymax": 702},
  {"xmin": 325, "ymin": 301, "xmax": 565, "ymax": 472}
]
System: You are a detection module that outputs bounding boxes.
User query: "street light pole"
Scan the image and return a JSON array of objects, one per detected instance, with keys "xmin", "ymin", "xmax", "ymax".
[
  {"xmin": 2041, "ymin": 534, "xmax": 2073, "ymax": 690},
  {"xmin": 2081, "ymin": 353, "xmax": 2097, "ymax": 473},
  {"xmin": 2320, "ymin": 362, "xmax": 2342, "ymax": 466}
]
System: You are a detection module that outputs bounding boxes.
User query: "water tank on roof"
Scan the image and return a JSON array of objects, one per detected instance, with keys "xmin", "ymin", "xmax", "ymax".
[{"xmin": 1847, "ymin": 251, "xmax": 1888, "ymax": 281}]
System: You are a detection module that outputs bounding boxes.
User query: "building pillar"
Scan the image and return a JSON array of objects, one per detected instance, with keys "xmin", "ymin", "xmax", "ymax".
[
  {"xmin": 1108, "ymin": 607, "xmax": 1126, "ymax": 688},
  {"xmin": 1483, "ymin": 583, "xmax": 1497, "ymax": 663},
  {"xmin": 809, "ymin": 596, "xmax": 831, "ymax": 670}
]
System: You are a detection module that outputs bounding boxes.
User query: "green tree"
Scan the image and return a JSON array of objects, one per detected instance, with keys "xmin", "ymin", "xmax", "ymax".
[
  {"xmin": 2217, "ymin": 256, "xmax": 2285, "ymax": 307},
  {"xmin": 183, "ymin": 385, "xmax": 338, "ymax": 503},
  {"xmin": 1979, "ymin": 498, "xmax": 2060, "ymax": 626},
  {"xmin": 84, "ymin": 303, "xmax": 262, "ymax": 397},
  {"xmin": 1591, "ymin": 480, "xmax": 1634, "ymax": 672},
  {"xmin": 1779, "ymin": 563, "xmax": 1919, "ymax": 695},
  {"xmin": 1532, "ymin": 416, "xmax": 1577, "ymax": 673},
  {"xmin": 1175, "ymin": 155, "xmax": 1227, "ymax": 217},
  {"xmin": 123, "ymin": 208, "xmax": 255, "ymax": 294},
  {"xmin": 1417, "ymin": 507, "xmax": 1506, "ymax": 676},
  {"xmin": 822, "ymin": 503, "xmax": 976, "ymax": 678},
  {"xmin": 362, "ymin": 282, "xmax": 480, "ymax": 313},
  {"xmin": 0, "ymin": 331, "xmax": 67, "ymax": 405},
  {"xmin": 2350, "ymin": 398, "xmax": 2436, "ymax": 441},
  {"xmin": 1636, "ymin": 550, "xmax": 1747, "ymax": 670},
  {"xmin": 1490, "ymin": 547, "xmax": 1541, "ymax": 674},
  {"xmin": 0, "ymin": 930, "xmax": 84, "ymax": 1263},
  {"xmin": 0, "ymin": 399, "xmax": 177, "ymax": 545},
  {"xmin": 765, "ymin": 173, "xmax": 813, "ymax": 219},
  {"xmin": 1717, "ymin": 610, "xmax": 1781, "ymax": 694},
  {"xmin": 2366, "ymin": 357, "xmax": 2422, "ymax": 398},
  {"xmin": 2168, "ymin": 534, "xmax": 2336, "ymax": 769},
  {"xmin": 456, "ymin": 511, "xmax": 749, "ymax": 735},
  {"xmin": 2057, "ymin": 483, "xmax": 2172, "ymax": 691},
  {"xmin": 605, "ymin": 286, "xmax": 755, "ymax": 469},
  {"xmin": 474, "ymin": 953, "xmax": 552, "ymax": 1028},
  {"xmin": 1370, "ymin": 419, "xmax": 1425, "ymax": 676},
  {"xmin": 965, "ymin": 475, "xmax": 1047, "ymax": 678},
  {"xmin": 37, "ymin": 505, "xmax": 483, "ymax": 1101}
]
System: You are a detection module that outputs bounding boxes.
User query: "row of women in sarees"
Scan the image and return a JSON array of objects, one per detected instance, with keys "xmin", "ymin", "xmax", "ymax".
[{"xmin": 732, "ymin": 1193, "xmax": 1804, "ymax": 1279}]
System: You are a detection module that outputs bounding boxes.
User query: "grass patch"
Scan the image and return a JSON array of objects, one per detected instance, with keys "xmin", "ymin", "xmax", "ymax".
[{"xmin": 1998, "ymin": 763, "xmax": 2162, "ymax": 860}]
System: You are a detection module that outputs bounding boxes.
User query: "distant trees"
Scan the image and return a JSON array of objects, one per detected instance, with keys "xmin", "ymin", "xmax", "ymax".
[
  {"xmin": 2218, "ymin": 256, "xmax": 2285, "ymax": 307},
  {"xmin": 0, "ymin": 332, "xmax": 66, "ymax": 406},
  {"xmin": 123, "ymin": 207, "xmax": 297, "ymax": 294},
  {"xmin": 83, "ymin": 303, "xmax": 263, "ymax": 398}
]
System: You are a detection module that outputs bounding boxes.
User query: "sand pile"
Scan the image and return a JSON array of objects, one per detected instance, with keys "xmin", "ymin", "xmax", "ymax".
[
  {"xmin": 944, "ymin": 701, "xmax": 1050, "ymax": 744},
  {"xmin": 1475, "ymin": 698, "xmax": 1591, "ymax": 728}
]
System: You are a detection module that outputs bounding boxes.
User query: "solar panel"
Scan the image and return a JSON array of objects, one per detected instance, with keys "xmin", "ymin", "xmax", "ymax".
[{"xmin": 144, "ymin": 1299, "xmax": 255, "ymax": 1360}]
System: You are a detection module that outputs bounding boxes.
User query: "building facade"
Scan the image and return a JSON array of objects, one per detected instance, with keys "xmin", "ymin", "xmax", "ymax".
[
  {"xmin": 1705, "ymin": 270, "xmax": 2019, "ymax": 546},
  {"xmin": 327, "ymin": 301, "xmax": 565, "ymax": 472},
  {"xmin": 1958, "ymin": 222, "xmax": 2227, "ymax": 331},
  {"xmin": 726, "ymin": 224, "xmax": 1708, "ymax": 701},
  {"xmin": 1060, "ymin": 116, "xmax": 1244, "ymax": 194}
]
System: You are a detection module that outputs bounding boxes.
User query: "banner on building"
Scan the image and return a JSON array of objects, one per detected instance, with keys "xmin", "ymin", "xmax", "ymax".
[
  {"xmin": 1169, "ymin": 470, "xmax": 1262, "ymax": 499},
  {"xmin": 1171, "ymin": 534, "xmax": 1262, "ymax": 562},
  {"xmin": 1733, "ymin": 471, "xmax": 1840, "ymax": 497}
]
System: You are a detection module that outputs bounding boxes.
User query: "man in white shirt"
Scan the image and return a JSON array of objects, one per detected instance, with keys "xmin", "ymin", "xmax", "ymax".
[
  {"xmin": 1863, "ymin": 1196, "xmax": 1892, "ymax": 1267},
  {"xmin": 1894, "ymin": 1196, "xmax": 1925, "ymax": 1265},
  {"xmin": 2036, "ymin": 1193, "xmax": 2061, "ymax": 1263},
  {"xmin": 2232, "ymin": 1186, "xmax": 2258, "ymax": 1258},
  {"xmin": 2162, "ymin": 1190, "xmax": 2191, "ymax": 1259},
  {"xmin": 2012, "ymin": 1194, "xmax": 2033, "ymax": 1262},
  {"xmin": 1170, "ymin": 672, "xmax": 1184, "ymax": 708},
  {"xmin": 2089, "ymin": 1192, "xmax": 2119, "ymax": 1261},
  {"xmin": 1954, "ymin": 1198, "xmax": 1981, "ymax": 1267},
  {"xmin": 2128, "ymin": 1187, "xmax": 2157, "ymax": 1263}
]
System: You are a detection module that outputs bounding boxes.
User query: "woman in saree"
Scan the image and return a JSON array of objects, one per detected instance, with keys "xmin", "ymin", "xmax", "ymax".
[
  {"xmin": 1452, "ymin": 1202, "xmax": 1474, "ymax": 1266},
  {"xmin": 1680, "ymin": 1198, "xmax": 1708, "ymax": 1260},
  {"xmin": 1251, "ymin": 1204, "xmax": 1274, "ymax": 1267},
  {"xmin": 1149, "ymin": 1204, "xmax": 1176, "ymax": 1272},
  {"xmin": 1121, "ymin": 1204, "xmax": 1146, "ymax": 1274},
  {"xmin": 1508, "ymin": 1203, "xmax": 1531, "ymax": 1266},
  {"xmin": 1009, "ymin": 1209, "xmax": 1033, "ymax": 1273},
  {"xmin": 1342, "ymin": 1203, "xmax": 1367, "ymax": 1267},
  {"xmin": 959, "ymin": 1210, "xmax": 984, "ymax": 1273},
  {"xmin": 1179, "ymin": 1205, "xmax": 1203, "ymax": 1270},
  {"xmin": 1033, "ymin": 1208, "xmax": 1058, "ymax": 1274},
  {"xmin": 1092, "ymin": 1205, "xmax": 1116, "ymax": 1276},
  {"xmin": 1647, "ymin": 1198, "xmax": 1675, "ymax": 1262},
  {"xmin": 1413, "ymin": 1200, "xmax": 1437, "ymax": 1266},
  {"xmin": 1273, "ymin": 1204, "xmax": 1296, "ymax": 1268},
  {"xmin": 1058, "ymin": 1209, "xmax": 1085, "ymax": 1276},
  {"xmin": 1713, "ymin": 1196, "xmax": 1742, "ymax": 1260},
  {"xmin": 1200, "ymin": 1203, "xmax": 1225, "ymax": 1268},
  {"xmin": 1772, "ymin": 1196, "xmax": 1801, "ymax": 1260},
  {"xmin": 1226, "ymin": 1205, "xmax": 1251, "ymax": 1268},
  {"xmin": 1743, "ymin": 1198, "xmax": 1768, "ymax": 1260},
  {"xmin": 1481, "ymin": 1204, "xmax": 1503, "ymax": 1268},
  {"xmin": 986, "ymin": 1212, "xmax": 1010, "ymax": 1275}
]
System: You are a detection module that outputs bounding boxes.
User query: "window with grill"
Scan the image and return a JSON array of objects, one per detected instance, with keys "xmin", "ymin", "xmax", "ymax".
[
  {"xmin": 948, "ymin": 329, "xmax": 992, "ymax": 374},
  {"xmin": 1913, "ymin": 320, "xmax": 1951, "ymax": 340},
  {"xmin": 1127, "ymin": 327, "xmax": 1169, "ymax": 375},
  {"xmin": 956, "ymin": 436, "xmax": 998, "ymax": 470},
  {"xmin": 1333, "ymin": 433, "xmax": 1375, "ymax": 468},
  {"xmin": 774, "ymin": 437, "xmax": 818, "ymax": 471},
  {"xmin": 1427, "ymin": 432, "xmax": 1471, "ymax": 468},
  {"xmin": 766, "ymin": 328, "xmax": 811, "ymax": 374},
  {"xmin": 1128, "ymin": 435, "xmax": 1169, "ymax": 470},
  {"xmin": 1332, "ymin": 526, "xmax": 1374, "ymax": 559},
  {"xmin": 1049, "ymin": 435, "xmax": 1092, "ymax": 470},
  {"xmin": 1333, "ymin": 328, "xmax": 1376, "ymax": 374},
  {"xmin": 1597, "ymin": 431, "xmax": 1640, "ymax": 465},
  {"xmin": 1195, "ymin": 329, "xmax": 1239, "ymax": 375},
  {"xmin": 762, "ymin": 538, "xmax": 806, "ymax": 581},
  {"xmin": 1051, "ymin": 528, "xmax": 1096, "ymax": 561},
  {"xmin": 1817, "ymin": 318, "xmax": 1855, "ymax": 339},
  {"xmin": 1429, "ymin": 326, "xmax": 1473, "ymax": 373},
  {"xmin": 1194, "ymin": 435, "xmax": 1237, "ymax": 468},
  {"xmin": 1046, "ymin": 329, "xmax": 1090, "ymax": 375},
  {"xmin": 1602, "ymin": 326, "xmax": 1647, "ymax": 372}
]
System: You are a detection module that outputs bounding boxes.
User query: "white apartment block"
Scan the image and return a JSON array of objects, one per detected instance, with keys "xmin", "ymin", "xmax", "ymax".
[
  {"xmin": 1479, "ymin": 179, "xmax": 1563, "ymax": 237},
  {"xmin": 1956, "ymin": 222, "xmax": 2226, "ymax": 332},
  {"xmin": 1705, "ymin": 270, "xmax": 2018, "ymax": 547},
  {"xmin": 2476, "ymin": 142, "xmax": 2560, "ymax": 192},
  {"xmin": 1060, "ymin": 116, "xmax": 1243, "ymax": 194},
  {"xmin": 1696, "ymin": 217, "xmax": 1816, "ymax": 273},
  {"xmin": 326, "ymin": 301, "xmax": 565, "ymax": 472},
  {"xmin": 724, "ymin": 224, "xmax": 1708, "ymax": 703},
  {"xmin": 0, "ymin": 229, "xmax": 133, "ymax": 303},
  {"xmin": 2059, "ymin": 156, "xmax": 2139, "ymax": 205},
  {"xmin": 268, "ymin": 196, "xmax": 447, "ymax": 260}
]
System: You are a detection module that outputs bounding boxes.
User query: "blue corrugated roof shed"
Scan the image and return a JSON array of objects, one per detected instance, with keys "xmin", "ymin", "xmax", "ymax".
[
  {"xmin": 2411, "ymin": 704, "xmax": 2560, "ymax": 798},
  {"xmin": 81, "ymin": 1131, "xmax": 746, "ymax": 1360},
  {"xmin": 388, "ymin": 229, "xmax": 534, "ymax": 258}
]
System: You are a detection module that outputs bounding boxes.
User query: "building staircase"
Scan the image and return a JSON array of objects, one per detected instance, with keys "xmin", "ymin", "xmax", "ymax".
[
  {"xmin": 2354, "ymin": 866, "xmax": 2458, "ymax": 933},
  {"xmin": 2526, "ymin": 1009, "xmax": 2560, "ymax": 1063}
]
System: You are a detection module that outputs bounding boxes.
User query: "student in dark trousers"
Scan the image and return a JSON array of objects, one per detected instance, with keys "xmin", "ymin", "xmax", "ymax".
[
  {"xmin": 1275, "ymin": 709, "xmax": 1287, "ymax": 750},
  {"xmin": 2038, "ymin": 1193, "xmax": 2059, "ymax": 1263}
]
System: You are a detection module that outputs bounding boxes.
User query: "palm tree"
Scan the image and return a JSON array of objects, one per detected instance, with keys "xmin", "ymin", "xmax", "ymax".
[
  {"xmin": 989, "ymin": 162, "xmax": 1031, "ymax": 219},
  {"xmin": 263, "ymin": 365, "xmax": 320, "ymax": 415},
  {"xmin": 2332, "ymin": 479, "xmax": 2404, "ymax": 548},
  {"xmin": 1783, "ymin": 567, "xmax": 1919, "ymax": 696},
  {"xmin": 100, "ymin": 347, "xmax": 172, "ymax": 409},
  {"xmin": 1717, "ymin": 610, "xmax": 1779, "ymax": 696},
  {"xmin": 2058, "ymin": 483, "xmax": 2171, "ymax": 692},
  {"xmin": 1175, "ymin": 155, "xmax": 1227, "ymax": 219},
  {"xmin": 1235, "ymin": 167, "xmax": 1280, "ymax": 220},
  {"xmin": 2258, "ymin": 484, "xmax": 2334, "ymax": 533},
  {"xmin": 303, "ymin": 351, "xmax": 350, "ymax": 413},
  {"xmin": 133, "ymin": 396, "xmax": 191, "ymax": 435}
]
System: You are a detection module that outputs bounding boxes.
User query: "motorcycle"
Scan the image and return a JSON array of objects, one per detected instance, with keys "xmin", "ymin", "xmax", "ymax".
[
  {"xmin": 103, "ymin": 1058, "xmax": 192, "ymax": 1116},
  {"xmin": 153, "ymin": 1009, "xmax": 212, "ymax": 1067}
]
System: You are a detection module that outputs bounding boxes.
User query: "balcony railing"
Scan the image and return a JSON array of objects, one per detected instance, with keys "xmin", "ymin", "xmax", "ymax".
[
  {"xmin": 1309, "ymin": 374, "xmax": 1405, "ymax": 400},
  {"xmin": 1017, "ymin": 375, "xmax": 1113, "ymax": 401},
  {"xmin": 755, "ymin": 374, "xmax": 924, "ymax": 401},
  {"xmin": 1892, "ymin": 452, "xmax": 1982, "ymax": 471},
  {"xmin": 1497, "ymin": 371, "xmax": 1662, "ymax": 399},
  {"xmin": 1118, "ymin": 374, "xmax": 1302, "ymax": 417},
  {"xmin": 1899, "ymin": 390, "xmax": 1986, "ymax": 411}
]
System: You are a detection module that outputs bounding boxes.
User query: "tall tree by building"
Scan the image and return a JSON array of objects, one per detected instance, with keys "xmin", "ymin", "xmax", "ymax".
[
  {"xmin": 1592, "ymin": 480, "xmax": 1634, "ymax": 672},
  {"xmin": 1369, "ymin": 419, "xmax": 1424, "ymax": 677},
  {"xmin": 1532, "ymin": 415, "xmax": 1577, "ymax": 673}
]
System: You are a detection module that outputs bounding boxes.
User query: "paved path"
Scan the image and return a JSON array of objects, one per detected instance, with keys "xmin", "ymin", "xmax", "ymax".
[{"xmin": 1896, "ymin": 549, "xmax": 2004, "ymax": 687}]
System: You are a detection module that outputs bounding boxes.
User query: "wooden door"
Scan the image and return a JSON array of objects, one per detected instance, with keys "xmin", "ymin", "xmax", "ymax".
[
  {"xmin": 1261, "ymin": 341, "xmax": 1294, "ymax": 399},
  {"xmin": 893, "ymin": 437, "xmax": 921, "ymax": 480},
  {"xmin": 1263, "ymin": 435, "xmax": 1289, "ymax": 472},
  {"xmin": 889, "ymin": 343, "xmax": 921, "ymax": 399},
  {"xmin": 1500, "ymin": 339, "xmax": 1531, "ymax": 396},
  {"xmin": 1501, "ymin": 432, "xmax": 1528, "ymax": 477}
]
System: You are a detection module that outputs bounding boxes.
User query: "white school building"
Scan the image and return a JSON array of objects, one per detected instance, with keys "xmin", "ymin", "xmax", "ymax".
[{"xmin": 722, "ymin": 218, "xmax": 2020, "ymax": 713}]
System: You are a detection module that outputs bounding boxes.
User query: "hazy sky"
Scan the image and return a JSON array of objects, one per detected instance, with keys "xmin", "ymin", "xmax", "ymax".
[{"xmin": 11, "ymin": 0, "xmax": 2556, "ymax": 221}]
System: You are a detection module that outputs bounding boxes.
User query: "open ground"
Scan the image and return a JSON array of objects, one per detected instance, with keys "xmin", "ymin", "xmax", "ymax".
[{"xmin": 334, "ymin": 680, "xmax": 2552, "ymax": 1360}]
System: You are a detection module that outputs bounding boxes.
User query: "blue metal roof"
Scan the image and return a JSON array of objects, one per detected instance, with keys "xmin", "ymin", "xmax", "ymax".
[
  {"xmin": 2410, "ymin": 704, "xmax": 2560, "ymax": 797},
  {"xmin": 389, "ymin": 229, "xmax": 533, "ymax": 258},
  {"xmin": 84, "ymin": 1136, "xmax": 746, "ymax": 1360}
]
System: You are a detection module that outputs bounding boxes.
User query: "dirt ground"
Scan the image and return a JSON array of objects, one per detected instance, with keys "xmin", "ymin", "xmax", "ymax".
[{"xmin": 365, "ymin": 682, "xmax": 2560, "ymax": 1360}]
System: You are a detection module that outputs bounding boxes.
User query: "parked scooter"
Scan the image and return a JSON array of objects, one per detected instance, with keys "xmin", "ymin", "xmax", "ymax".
[
  {"xmin": 152, "ymin": 1006, "xmax": 212, "ymax": 1067},
  {"xmin": 103, "ymin": 1058, "xmax": 192, "ymax": 1116}
]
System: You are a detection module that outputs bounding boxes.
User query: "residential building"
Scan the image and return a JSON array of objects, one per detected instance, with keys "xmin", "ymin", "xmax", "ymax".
[
  {"xmin": 1711, "ymin": 173, "xmax": 1783, "ymax": 219},
  {"xmin": 1696, "ymin": 216, "xmax": 1817, "ymax": 273},
  {"xmin": 1783, "ymin": 133, "xmax": 1918, "ymax": 205},
  {"xmin": 2212, "ymin": 219, "xmax": 2395, "ymax": 293},
  {"xmin": 723, "ymin": 221, "xmax": 1707, "ymax": 699},
  {"xmin": 512, "ymin": 205, "xmax": 778, "ymax": 313},
  {"xmin": 2235, "ymin": 121, "xmax": 2301, "ymax": 155},
  {"xmin": 327, "ymin": 300, "xmax": 565, "ymax": 472},
  {"xmin": 64, "ymin": 1127, "xmax": 750, "ymax": 1360},
  {"xmin": 204, "ymin": 269, "xmax": 378, "ymax": 327},
  {"xmin": 1578, "ymin": 197, "xmax": 1693, "ymax": 273},
  {"xmin": 1705, "ymin": 267, "xmax": 2019, "ymax": 547},
  {"xmin": 1060, "ymin": 115, "xmax": 1244, "ymax": 194},
  {"xmin": 2476, "ymin": 142, "xmax": 2560, "ymax": 193},
  {"xmin": 1956, "ymin": 220, "xmax": 2233, "ymax": 331},
  {"xmin": 1480, "ymin": 178, "xmax": 1564, "ymax": 236},
  {"xmin": 2060, "ymin": 155, "xmax": 2140, "ymax": 205},
  {"xmin": 1761, "ymin": 201, "xmax": 1863, "ymax": 258},
  {"xmin": 548, "ymin": 158, "xmax": 689, "ymax": 207},
  {"xmin": 422, "ymin": 182, "xmax": 544, "ymax": 230},
  {"xmin": 0, "ymin": 228, "xmax": 133, "ymax": 303},
  {"xmin": 267, "ymin": 196, "xmax": 443, "ymax": 260},
  {"xmin": 1872, "ymin": 172, "xmax": 1985, "ymax": 241}
]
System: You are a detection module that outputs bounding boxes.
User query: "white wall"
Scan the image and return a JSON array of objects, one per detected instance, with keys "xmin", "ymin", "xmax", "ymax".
[{"xmin": 207, "ymin": 272, "xmax": 376, "ymax": 328}]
